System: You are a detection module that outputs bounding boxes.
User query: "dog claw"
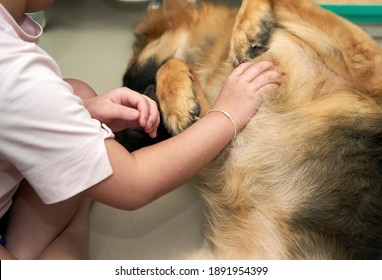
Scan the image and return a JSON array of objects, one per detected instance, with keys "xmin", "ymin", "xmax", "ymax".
[
  {"xmin": 250, "ymin": 41, "xmax": 261, "ymax": 48},
  {"xmin": 232, "ymin": 19, "xmax": 275, "ymax": 61},
  {"xmin": 234, "ymin": 57, "xmax": 251, "ymax": 66}
]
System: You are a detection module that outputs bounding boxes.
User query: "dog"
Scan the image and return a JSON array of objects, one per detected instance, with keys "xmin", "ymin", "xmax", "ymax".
[{"xmin": 115, "ymin": 0, "xmax": 382, "ymax": 259}]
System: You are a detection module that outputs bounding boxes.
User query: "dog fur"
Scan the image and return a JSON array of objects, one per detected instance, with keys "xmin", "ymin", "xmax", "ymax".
[{"xmin": 116, "ymin": 0, "xmax": 382, "ymax": 259}]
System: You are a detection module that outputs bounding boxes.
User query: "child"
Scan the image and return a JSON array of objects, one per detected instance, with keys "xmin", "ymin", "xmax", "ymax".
[{"xmin": 0, "ymin": 0, "xmax": 281, "ymax": 259}]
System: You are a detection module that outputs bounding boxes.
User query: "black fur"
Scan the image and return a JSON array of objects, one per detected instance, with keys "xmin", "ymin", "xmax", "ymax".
[
  {"xmin": 287, "ymin": 114, "xmax": 382, "ymax": 259},
  {"xmin": 116, "ymin": 58, "xmax": 171, "ymax": 151}
]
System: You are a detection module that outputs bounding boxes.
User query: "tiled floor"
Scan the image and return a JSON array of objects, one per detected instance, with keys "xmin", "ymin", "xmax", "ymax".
[{"xmin": 40, "ymin": 0, "xmax": 382, "ymax": 259}]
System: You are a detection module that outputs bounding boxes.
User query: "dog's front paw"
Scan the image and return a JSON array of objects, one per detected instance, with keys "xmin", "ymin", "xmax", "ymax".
[
  {"xmin": 156, "ymin": 59, "xmax": 201, "ymax": 135},
  {"xmin": 230, "ymin": 11, "xmax": 275, "ymax": 64}
]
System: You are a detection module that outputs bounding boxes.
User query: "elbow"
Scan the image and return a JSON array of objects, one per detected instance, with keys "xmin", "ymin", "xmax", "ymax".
[
  {"xmin": 84, "ymin": 178, "xmax": 163, "ymax": 211},
  {"xmin": 121, "ymin": 192, "xmax": 160, "ymax": 211},
  {"xmin": 120, "ymin": 201, "xmax": 146, "ymax": 211},
  {"xmin": 105, "ymin": 191, "xmax": 159, "ymax": 211}
]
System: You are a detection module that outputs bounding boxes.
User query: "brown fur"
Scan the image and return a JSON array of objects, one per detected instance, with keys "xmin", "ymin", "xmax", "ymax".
[{"xmin": 118, "ymin": 0, "xmax": 382, "ymax": 259}]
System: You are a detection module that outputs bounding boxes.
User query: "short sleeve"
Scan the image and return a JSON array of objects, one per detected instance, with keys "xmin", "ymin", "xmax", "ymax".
[{"xmin": 0, "ymin": 31, "xmax": 115, "ymax": 204}]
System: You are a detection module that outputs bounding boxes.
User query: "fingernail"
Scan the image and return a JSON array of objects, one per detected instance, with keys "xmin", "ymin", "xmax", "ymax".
[{"xmin": 129, "ymin": 110, "xmax": 139, "ymax": 119}]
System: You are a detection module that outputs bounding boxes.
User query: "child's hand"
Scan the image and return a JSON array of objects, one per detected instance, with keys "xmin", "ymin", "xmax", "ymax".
[
  {"xmin": 213, "ymin": 61, "xmax": 282, "ymax": 132},
  {"xmin": 83, "ymin": 87, "xmax": 160, "ymax": 137}
]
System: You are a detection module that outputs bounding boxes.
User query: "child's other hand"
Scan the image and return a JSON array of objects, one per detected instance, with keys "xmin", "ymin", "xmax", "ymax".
[{"xmin": 84, "ymin": 87, "xmax": 160, "ymax": 137}]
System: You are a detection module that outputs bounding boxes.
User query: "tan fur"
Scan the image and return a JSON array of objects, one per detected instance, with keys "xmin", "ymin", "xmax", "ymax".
[{"xmin": 120, "ymin": 0, "xmax": 382, "ymax": 259}]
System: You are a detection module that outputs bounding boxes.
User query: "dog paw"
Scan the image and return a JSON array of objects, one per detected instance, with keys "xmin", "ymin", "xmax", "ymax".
[
  {"xmin": 156, "ymin": 59, "xmax": 201, "ymax": 135},
  {"xmin": 230, "ymin": 17, "xmax": 275, "ymax": 64}
]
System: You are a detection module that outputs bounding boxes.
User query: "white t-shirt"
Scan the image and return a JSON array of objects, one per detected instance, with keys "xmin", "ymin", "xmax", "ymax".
[{"xmin": 0, "ymin": 5, "xmax": 114, "ymax": 218}]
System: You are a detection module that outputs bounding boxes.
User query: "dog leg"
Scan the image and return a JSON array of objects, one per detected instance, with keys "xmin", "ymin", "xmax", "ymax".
[
  {"xmin": 156, "ymin": 58, "xmax": 211, "ymax": 134},
  {"xmin": 229, "ymin": 0, "xmax": 275, "ymax": 64}
]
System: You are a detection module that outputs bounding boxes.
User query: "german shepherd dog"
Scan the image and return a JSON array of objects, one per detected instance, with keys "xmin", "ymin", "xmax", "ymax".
[{"xmin": 116, "ymin": 0, "xmax": 382, "ymax": 259}]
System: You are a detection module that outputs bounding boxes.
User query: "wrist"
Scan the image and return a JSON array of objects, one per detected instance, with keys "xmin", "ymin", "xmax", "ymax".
[
  {"xmin": 207, "ymin": 109, "xmax": 237, "ymax": 140},
  {"xmin": 198, "ymin": 109, "xmax": 238, "ymax": 144}
]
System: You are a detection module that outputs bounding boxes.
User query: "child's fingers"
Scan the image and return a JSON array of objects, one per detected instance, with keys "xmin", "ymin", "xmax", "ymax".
[
  {"xmin": 109, "ymin": 105, "xmax": 140, "ymax": 121},
  {"xmin": 231, "ymin": 61, "xmax": 254, "ymax": 76},
  {"xmin": 142, "ymin": 96, "xmax": 160, "ymax": 137},
  {"xmin": 114, "ymin": 88, "xmax": 160, "ymax": 136},
  {"xmin": 240, "ymin": 61, "xmax": 277, "ymax": 83},
  {"xmin": 251, "ymin": 69, "xmax": 282, "ymax": 92},
  {"xmin": 259, "ymin": 82, "xmax": 281, "ymax": 95},
  {"xmin": 233, "ymin": 60, "xmax": 276, "ymax": 78}
]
